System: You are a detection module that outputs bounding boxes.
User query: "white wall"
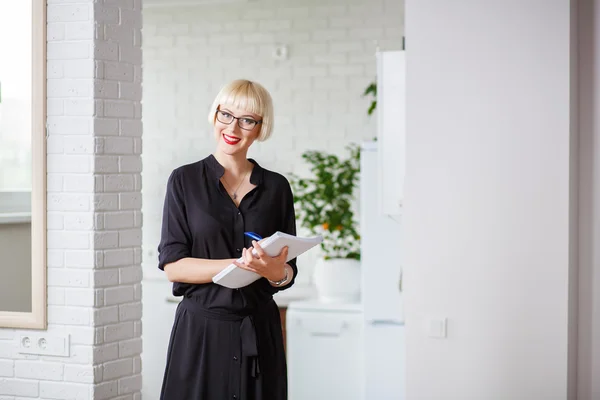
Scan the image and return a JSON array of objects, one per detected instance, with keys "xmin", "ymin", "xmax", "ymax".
[
  {"xmin": 577, "ymin": 1, "xmax": 600, "ymax": 398},
  {"xmin": 403, "ymin": 1, "xmax": 577, "ymax": 399},
  {"xmin": 0, "ymin": 1, "xmax": 143, "ymax": 399},
  {"xmin": 141, "ymin": 0, "xmax": 404, "ymax": 284}
]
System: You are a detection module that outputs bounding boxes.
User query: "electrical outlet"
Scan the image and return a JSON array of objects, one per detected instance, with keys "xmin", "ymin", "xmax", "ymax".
[{"xmin": 18, "ymin": 334, "xmax": 70, "ymax": 357}]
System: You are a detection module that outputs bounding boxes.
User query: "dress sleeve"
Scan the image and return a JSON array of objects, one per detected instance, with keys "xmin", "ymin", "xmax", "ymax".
[
  {"xmin": 157, "ymin": 169, "xmax": 192, "ymax": 271},
  {"xmin": 264, "ymin": 178, "xmax": 298, "ymax": 294}
]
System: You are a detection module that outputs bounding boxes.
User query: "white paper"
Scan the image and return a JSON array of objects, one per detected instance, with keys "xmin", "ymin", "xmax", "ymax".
[{"xmin": 212, "ymin": 231, "xmax": 323, "ymax": 289}]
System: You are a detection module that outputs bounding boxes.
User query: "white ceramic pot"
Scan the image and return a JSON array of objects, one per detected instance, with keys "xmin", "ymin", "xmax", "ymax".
[{"xmin": 313, "ymin": 258, "xmax": 361, "ymax": 303}]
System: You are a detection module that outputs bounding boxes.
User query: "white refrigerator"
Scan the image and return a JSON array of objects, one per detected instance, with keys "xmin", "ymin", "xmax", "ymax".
[{"xmin": 360, "ymin": 142, "xmax": 405, "ymax": 399}]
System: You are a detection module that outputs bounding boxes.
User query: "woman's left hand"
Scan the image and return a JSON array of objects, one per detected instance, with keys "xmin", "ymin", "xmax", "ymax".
[{"xmin": 234, "ymin": 240, "xmax": 288, "ymax": 282}]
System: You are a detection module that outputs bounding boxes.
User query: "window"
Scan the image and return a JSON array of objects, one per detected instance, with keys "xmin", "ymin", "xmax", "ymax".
[
  {"xmin": 0, "ymin": 0, "xmax": 33, "ymax": 193},
  {"xmin": 0, "ymin": 0, "xmax": 46, "ymax": 329}
]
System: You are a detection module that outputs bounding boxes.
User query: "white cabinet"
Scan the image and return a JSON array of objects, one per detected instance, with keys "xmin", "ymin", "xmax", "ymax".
[
  {"xmin": 286, "ymin": 301, "xmax": 364, "ymax": 400},
  {"xmin": 377, "ymin": 51, "xmax": 406, "ymax": 217}
]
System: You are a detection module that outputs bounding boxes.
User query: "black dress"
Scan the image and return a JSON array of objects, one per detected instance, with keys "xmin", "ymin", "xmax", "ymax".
[{"xmin": 157, "ymin": 154, "xmax": 298, "ymax": 400}]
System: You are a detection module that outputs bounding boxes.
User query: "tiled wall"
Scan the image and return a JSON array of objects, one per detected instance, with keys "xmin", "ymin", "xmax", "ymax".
[{"xmin": 142, "ymin": 0, "xmax": 404, "ymax": 283}]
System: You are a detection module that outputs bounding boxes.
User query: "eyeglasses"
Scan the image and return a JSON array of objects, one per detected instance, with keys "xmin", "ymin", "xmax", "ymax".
[{"xmin": 215, "ymin": 109, "xmax": 262, "ymax": 131}]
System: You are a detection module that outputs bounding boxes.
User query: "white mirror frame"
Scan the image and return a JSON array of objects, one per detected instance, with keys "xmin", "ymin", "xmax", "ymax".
[{"xmin": 0, "ymin": 0, "xmax": 47, "ymax": 329}]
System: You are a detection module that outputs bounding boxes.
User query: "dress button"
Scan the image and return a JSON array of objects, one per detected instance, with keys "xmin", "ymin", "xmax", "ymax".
[
  {"xmin": 236, "ymin": 248, "xmax": 241, "ymax": 252},
  {"xmin": 233, "ymin": 356, "xmax": 238, "ymax": 361},
  {"xmin": 233, "ymin": 395, "xmax": 237, "ymax": 399}
]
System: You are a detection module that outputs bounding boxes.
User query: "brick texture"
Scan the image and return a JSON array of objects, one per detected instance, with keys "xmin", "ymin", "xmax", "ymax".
[
  {"xmin": 92, "ymin": 0, "xmax": 143, "ymax": 397},
  {"xmin": 142, "ymin": 0, "xmax": 404, "ymax": 284},
  {"xmin": 0, "ymin": 1, "xmax": 142, "ymax": 399}
]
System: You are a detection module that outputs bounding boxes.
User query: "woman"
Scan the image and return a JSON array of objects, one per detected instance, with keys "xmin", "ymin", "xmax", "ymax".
[{"xmin": 157, "ymin": 79, "xmax": 297, "ymax": 400}]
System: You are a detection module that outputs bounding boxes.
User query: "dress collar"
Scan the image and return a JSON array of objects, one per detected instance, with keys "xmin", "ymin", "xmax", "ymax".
[{"xmin": 206, "ymin": 154, "xmax": 264, "ymax": 185}]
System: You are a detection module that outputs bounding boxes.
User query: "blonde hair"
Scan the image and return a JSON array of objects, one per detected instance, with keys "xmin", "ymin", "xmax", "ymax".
[{"xmin": 208, "ymin": 79, "xmax": 274, "ymax": 141}]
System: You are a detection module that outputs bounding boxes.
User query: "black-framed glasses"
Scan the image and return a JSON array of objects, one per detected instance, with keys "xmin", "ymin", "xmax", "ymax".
[{"xmin": 215, "ymin": 109, "xmax": 262, "ymax": 131}]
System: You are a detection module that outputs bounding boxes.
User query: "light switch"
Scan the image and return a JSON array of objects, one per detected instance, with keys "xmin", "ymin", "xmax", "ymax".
[{"xmin": 426, "ymin": 317, "xmax": 447, "ymax": 338}]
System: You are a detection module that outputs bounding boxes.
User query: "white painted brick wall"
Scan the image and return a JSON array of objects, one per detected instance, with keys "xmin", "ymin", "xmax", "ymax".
[
  {"xmin": 0, "ymin": 1, "xmax": 142, "ymax": 399},
  {"xmin": 92, "ymin": 0, "xmax": 143, "ymax": 398},
  {"xmin": 142, "ymin": 0, "xmax": 404, "ymax": 284}
]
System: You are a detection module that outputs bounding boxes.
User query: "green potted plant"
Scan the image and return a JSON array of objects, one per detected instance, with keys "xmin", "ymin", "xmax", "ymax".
[
  {"xmin": 363, "ymin": 80, "xmax": 377, "ymax": 116},
  {"xmin": 289, "ymin": 143, "xmax": 362, "ymax": 302}
]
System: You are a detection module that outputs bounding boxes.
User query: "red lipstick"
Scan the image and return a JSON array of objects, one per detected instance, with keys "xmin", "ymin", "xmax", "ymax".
[{"xmin": 222, "ymin": 134, "xmax": 241, "ymax": 145}]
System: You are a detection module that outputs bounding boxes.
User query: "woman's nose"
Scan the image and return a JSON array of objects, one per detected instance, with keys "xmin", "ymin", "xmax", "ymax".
[{"xmin": 226, "ymin": 120, "xmax": 242, "ymax": 133}]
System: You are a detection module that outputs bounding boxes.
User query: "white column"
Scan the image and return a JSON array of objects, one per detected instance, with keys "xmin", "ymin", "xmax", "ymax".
[
  {"xmin": 404, "ymin": 0, "xmax": 577, "ymax": 398},
  {"xmin": 577, "ymin": 0, "xmax": 600, "ymax": 399}
]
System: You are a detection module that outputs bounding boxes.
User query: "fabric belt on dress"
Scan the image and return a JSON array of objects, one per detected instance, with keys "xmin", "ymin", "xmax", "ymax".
[{"xmin": 179, "ymin": 297, "xmax": 274, "ymax": 378}]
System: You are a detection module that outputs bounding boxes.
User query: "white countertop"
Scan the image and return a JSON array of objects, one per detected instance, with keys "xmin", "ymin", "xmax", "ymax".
[{"xmin": 273, "ymin": 284, "xmax": 317, "ymax": 307}]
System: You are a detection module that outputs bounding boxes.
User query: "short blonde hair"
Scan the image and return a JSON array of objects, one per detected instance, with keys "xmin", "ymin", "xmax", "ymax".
[{"xmin": 208, "ymin": 79, "xmax": 274, "ymax": 141}]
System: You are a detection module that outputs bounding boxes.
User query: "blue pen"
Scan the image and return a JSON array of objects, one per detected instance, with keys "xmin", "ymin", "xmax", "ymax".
[{"xmin": 244, "ymin": 231, "xmax": 263, "ymax": 241}]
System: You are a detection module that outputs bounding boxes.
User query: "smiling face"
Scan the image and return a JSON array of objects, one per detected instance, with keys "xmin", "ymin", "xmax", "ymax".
[
  {"xmin": 207, "ymin": 80, "xmax": 275, "ymax": 157},
  {"xmin": 213, "ymin": 105, "xmax": 262, "ymax": 157}
]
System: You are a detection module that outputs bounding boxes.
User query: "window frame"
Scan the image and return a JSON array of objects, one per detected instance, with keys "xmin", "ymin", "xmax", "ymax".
[{"xmin": 0, "ymin": 0, "xmax": 47, "ymax": 329}]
